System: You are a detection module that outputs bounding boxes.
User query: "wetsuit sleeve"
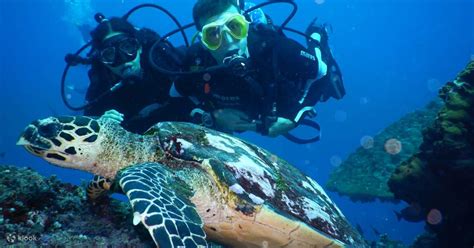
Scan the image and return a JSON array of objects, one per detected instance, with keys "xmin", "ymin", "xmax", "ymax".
[
  {"xmin": 123, "ymin": 97, "xmax": 196, "ymax": 133},
  {"xmin": 272, "ymin": 37, "xmax": 319, "ymax": 122}
]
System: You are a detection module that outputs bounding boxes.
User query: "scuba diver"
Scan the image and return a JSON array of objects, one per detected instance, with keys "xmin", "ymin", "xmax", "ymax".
[
  {"xmin": 172, "ymin": 0, "xmax": 345, "ymax": 139},
  {"xmin": 65, "ymin": 14, "xmax": 193, "ymax": 133}
]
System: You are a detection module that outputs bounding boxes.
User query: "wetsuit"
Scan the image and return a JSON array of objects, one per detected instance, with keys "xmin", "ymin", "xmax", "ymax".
[
  {"xmin": 84, "ymin": 28, "xmax": 194, "ymax": 133},
  {"xmin": 174, "ymin": 24, "xmax": 323, "ymax": 131}
]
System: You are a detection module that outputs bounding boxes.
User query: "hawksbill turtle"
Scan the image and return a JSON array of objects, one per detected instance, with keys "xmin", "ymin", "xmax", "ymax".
[{"xmin": 17, "ymin": 115, "xmax": 367, "ymax": 247}]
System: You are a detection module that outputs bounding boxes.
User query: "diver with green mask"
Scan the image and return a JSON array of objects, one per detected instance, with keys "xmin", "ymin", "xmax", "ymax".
[{"xmin": 172, "ymin": 0, "xmax": 345, "ymax": 139}]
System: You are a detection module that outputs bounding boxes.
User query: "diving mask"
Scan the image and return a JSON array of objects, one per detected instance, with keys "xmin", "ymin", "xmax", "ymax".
[
  {"xmin": 99, "ymin": 36, "xmax": 140, "ymax": 67},
  {"xmin": 201, "ymin": 14, "xmax": 249, "ymax": 51}
]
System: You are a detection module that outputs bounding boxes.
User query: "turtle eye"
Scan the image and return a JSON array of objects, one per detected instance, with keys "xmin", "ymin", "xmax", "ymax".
[{"xmin": 38, "ymin": 123, "xmax": 61, "ymax": 138}]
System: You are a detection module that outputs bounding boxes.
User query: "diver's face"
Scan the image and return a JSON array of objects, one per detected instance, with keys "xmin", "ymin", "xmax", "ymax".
[
  {"xmin": 100, "ymin": 32, "xmax": 143, "ymax": 78},
  {"xmin": 201, "ymin": 5, "xmax": 249, "ymax": 64},
  {"xmin": 107, "ymin": 49, "xmax": 142, "ymax": 78}
]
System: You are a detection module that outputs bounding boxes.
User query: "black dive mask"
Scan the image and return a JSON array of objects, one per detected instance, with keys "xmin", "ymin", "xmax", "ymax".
[{"xmin": 99, "ymin": 35, "xmax": 140, "ymax": 67}]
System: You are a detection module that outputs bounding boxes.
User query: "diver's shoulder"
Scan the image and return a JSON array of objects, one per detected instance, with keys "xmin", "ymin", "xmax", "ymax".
[
  {"xmin": 185, "ymin": 42, "xmax": 207, "ymax": 56},
  {"xmin": 136, "ymin": 28, "xmax": 160, "ymax": 45}
]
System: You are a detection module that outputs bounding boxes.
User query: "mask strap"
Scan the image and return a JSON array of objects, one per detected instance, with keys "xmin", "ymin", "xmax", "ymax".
[{"xmin": 237, "ymin": 0, "xmax": 246, "ymax": 13}]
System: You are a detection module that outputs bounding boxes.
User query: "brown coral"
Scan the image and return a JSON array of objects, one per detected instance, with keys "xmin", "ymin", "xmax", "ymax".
[{"xmin": 388, "ymin": 61, "xmax": 474, "ymax": 247}]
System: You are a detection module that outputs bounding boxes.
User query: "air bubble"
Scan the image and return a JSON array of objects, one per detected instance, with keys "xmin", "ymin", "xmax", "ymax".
[
  {"xmin": 203, "ymin": 73, "xmax": 211, "ymax": 81},
  {"xmin": 427, "ymin": 209, "xmax": 442, "ymax": 225},
  {"xmin": 270, "ymin": 155, "xmax": 278, "ymax": 163},
  {"xmin": 359, "ymin": 97, "xmax": 369, "ymax": 105},
  {"xmin": 384, "ymin": 138, "xmax": 402, "ymax": 155},
  {"xmin": 330, "ymin": 156, "xmax": 342, "ymax": 167},
  {"xmin": 360, "ymin": 136, "xmax": 374, "ymax": 149}
]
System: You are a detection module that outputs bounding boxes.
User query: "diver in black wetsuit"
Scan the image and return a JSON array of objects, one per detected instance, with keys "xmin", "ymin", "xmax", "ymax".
[
  {"xmin": 173, "ymin": 0, "xmax": 345, "ymax": 138},
  {"xmin": 81, "ymin": 16, "xmax": 193, "ymax": 133}
]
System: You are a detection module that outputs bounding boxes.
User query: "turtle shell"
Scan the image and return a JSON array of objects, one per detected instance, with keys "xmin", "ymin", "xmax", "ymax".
[{"xmin": 148, "ymin": 122, "xmax": 366, "ymax": 247}]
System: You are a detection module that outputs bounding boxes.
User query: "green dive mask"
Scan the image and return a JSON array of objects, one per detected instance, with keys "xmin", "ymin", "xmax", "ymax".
[{"xmin": 201, "ymin": 14, "xmax": 250, "ymax": 51}]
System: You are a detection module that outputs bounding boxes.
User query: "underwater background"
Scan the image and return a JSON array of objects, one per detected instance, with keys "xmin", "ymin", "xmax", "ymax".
[{"xmin": 0, "ymin": 0, "xmax": 473, "ymax": 245}]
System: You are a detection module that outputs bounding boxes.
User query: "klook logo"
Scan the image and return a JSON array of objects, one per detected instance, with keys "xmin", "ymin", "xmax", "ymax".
[
  {"xmin": 5, "ymin": 233, "xmax": 17, "ymax": 243},
  {"xmin": 5, "ymin": 233, "xmax": 38, "ymax": 243}
]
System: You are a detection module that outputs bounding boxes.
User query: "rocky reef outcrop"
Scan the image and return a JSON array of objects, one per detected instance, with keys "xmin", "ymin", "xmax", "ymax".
[
  {"xmin": 326, "ymin": 100, "xmax": 442, "ymax": 201},
  {"xmin": 389, "ymin": 61, "xmax": 474, "ymax": 247}
]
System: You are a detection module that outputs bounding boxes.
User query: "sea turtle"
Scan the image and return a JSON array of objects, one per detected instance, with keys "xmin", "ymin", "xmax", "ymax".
[{"xmin": 17, "ymin": 115, "xmax": 367, "ymax": 247}]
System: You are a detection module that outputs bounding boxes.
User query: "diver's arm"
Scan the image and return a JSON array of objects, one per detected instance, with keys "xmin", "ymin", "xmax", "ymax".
[
  {"xmin": 267, "ymin": 117, "xmax": 296, "ymax": 137},
  {"xmin": 263, "ymin": 38, "xmax": 320, "ymax": 136},
  {"xmin": 84, "ymin": 67, "xmax": 114, "ymax": 116},
  {"xmin": 212, "ymin": 109, "xmax": 257, "ymax": 133}
]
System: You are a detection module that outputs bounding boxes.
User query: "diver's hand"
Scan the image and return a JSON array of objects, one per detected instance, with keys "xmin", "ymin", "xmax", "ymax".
[
  {"xmin": 212, "ymin": 109, "xmax": 257, "ymax": 133},
  {"xmin": 100, "ymin": 109, "xmax": 124, "ymax": 123},
  {"xmin": 305, "ymin": 18, "xmax": 327, "ymax": 48},
  {"xmin": 190, "ymin": 108, "xmax": 214, "ymax": 128},
  {"xmin": 268, "ymin": 117, "xmax": 296, "ymax": 137}
]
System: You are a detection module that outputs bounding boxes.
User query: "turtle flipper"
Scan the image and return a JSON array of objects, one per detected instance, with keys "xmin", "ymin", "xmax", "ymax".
[
  {"xmin": 86, "ymin": 175, "xmax": 113, "ymax": 201},
  {"xmin": 118, "ymin": 162, "xmax": 207, "ymax": 248}
]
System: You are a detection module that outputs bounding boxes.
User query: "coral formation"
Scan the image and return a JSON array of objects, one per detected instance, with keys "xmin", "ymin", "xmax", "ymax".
[
  {"xmin": 326, "ymin": 100, "xmax": 442, "ymax": 201},
  {"xmin": 389, "ymin": 61, "xmax": 474, "ymax": 247},
  {"xmin": 0, "ymin": 165, "xmax": 155, "ymax": 247},
  {"xmin": 0, "ymin": 165, "xmax": 224, "ymax": 247},
  {"xmin": 369, "ymin": 234, "xmax": 407, "ymax": 248},
  {"xmin": 409, "ymin": 232, "xmax": 439, "ymax": 248}
]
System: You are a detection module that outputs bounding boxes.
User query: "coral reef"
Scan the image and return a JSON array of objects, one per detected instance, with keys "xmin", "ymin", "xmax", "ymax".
[
  {"xmin": 0, "ymin": 164, "xmax": 154, "ymax": 247},
  {"xmin": 0, "ymin": 164, "xmax": 228, "ymax": 247},
  {"xmin": 369, "ymin": 234, "xmax": 407, "ymax": 248},
  {"xmin": 326, "ymin": 100, "xmax": 442, "ymax": 201},
  {"xmin": 409, "ymin": 232, "xmax": 439, "ymax": 248},
  {"xmin": 389, "ymin": 61, "xmax": 474, "ymax": 247}
]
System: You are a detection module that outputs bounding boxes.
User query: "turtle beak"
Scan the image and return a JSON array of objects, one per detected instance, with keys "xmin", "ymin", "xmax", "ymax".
[
  {"xmin": 17, "ymin": 136, "xmax": 48, "ymax": 157},
  {"xmin": 17, "ymin": 122, "xmax": 52, "ymax": 155},
  {"xmin": 16, "ymin": 137, "xmax": 31, "ymax": 146}
]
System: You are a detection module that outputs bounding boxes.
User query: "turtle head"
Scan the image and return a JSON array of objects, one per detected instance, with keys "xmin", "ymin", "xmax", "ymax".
[{"xmin": 17, "ymin": 116, "xmax": 104, "ymax": 170}]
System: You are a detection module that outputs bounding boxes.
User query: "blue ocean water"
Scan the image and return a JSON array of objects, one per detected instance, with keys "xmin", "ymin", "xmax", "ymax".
[{"xmin": 0, "ymin": 0, "xmax": 472, "ymax": 245}]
